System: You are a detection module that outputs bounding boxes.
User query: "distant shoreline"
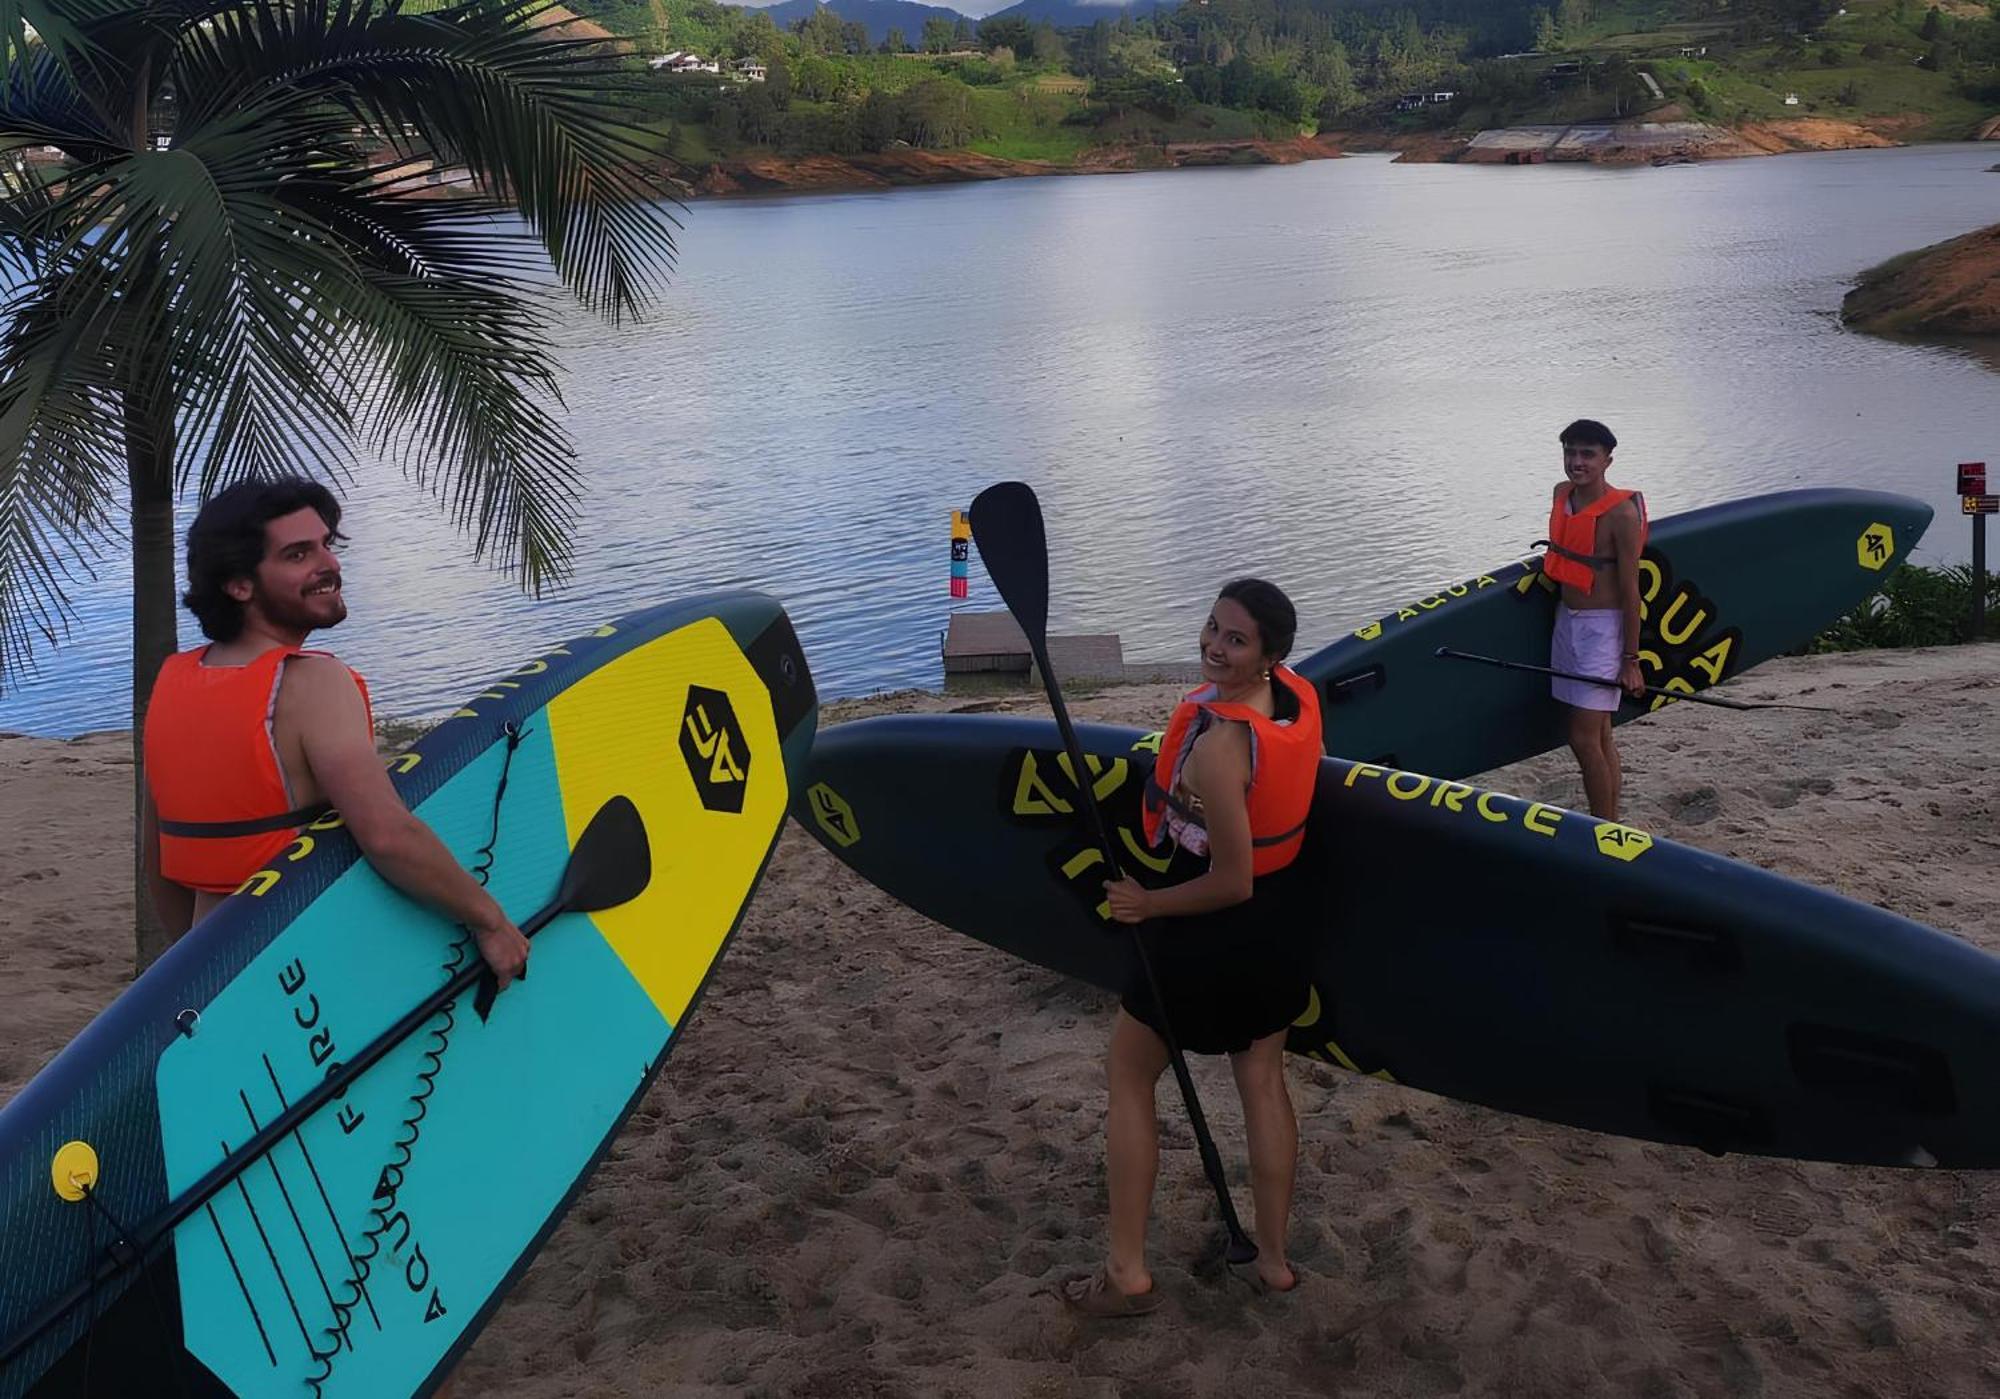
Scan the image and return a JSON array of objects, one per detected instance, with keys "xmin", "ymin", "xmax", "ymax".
[{"xmin": 667, "ymin": 118, "xmax": 1992, "ymax": 200}]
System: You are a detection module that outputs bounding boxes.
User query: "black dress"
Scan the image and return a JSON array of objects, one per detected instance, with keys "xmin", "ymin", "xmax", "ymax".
[{"xmin": 1119, "ymin": 855, "xmax": 1312, "ymax": 1056}]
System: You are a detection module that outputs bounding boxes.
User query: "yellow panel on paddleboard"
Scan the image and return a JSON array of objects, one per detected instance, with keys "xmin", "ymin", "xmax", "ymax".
[{"xmin": 544, "ymin": 617, "xmax": 786, "ymax": 1024}]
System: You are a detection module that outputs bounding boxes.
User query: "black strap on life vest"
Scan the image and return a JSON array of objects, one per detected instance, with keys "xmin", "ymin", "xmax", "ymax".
[
  {"xmin": 156, "ymin": 802, "xmax": 333, "ymax": 838},
  {"xmin": 1533, "ymin": 538, "xmax": 1614, "ymax": 571}
]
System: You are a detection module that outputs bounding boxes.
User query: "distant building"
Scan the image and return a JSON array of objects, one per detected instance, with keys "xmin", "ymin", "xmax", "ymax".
[
  {"xmin": 1783, "ymin": 92, "xmax": 1800, "ymax": 105},
  {"xmin": 1679, "ymin": 45, "xmax": 1708, "ymax": 58},
  {"xmin": 650, "ymin": 51, "xmax": 719, "ymax": 74},
  {"xmin": 734, "ymin": 58, "xmax": 767, "ymax": 82}
]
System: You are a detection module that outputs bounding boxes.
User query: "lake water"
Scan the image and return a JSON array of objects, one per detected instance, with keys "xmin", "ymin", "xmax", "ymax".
[{"xmin": 4, "ymin": 144, "xmax": 1998, "ymax": 736}]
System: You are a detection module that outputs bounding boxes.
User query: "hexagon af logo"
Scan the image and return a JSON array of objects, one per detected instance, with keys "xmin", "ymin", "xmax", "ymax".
[
  {"xmin": 1858, "ymin": 523, "xmax": 1895, "ymax": 572},
  {"xmin": 1593, "ymin": 823, "xmax": 1654, "ymax": 863},
  {"xmin": 680, "ymin": 686, "xmax": 751, "ymax": 814}
]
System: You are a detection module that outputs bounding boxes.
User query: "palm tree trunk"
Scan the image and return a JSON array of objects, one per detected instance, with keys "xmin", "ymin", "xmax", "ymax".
[{"xmin": 127, "ymin": 383, "xmax": 177, "ymax": 974}]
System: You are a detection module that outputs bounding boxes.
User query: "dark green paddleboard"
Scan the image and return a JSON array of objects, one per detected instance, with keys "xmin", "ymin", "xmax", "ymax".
[
  {"xmin": 1293, "ymin": 488, "xmax": 1932, "ymax": 776},
  {"xmin": 800, "ymin": 715, "xmax": 2000, "ymax": 1168}
]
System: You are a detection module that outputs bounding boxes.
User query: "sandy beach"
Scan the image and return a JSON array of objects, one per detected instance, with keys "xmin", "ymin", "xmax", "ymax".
[{"xmin": 4, "ymin": 643, "xmax": 1998, "ymax": 1397}]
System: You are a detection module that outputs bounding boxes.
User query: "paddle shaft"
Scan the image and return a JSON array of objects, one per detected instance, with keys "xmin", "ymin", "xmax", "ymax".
[
  {"xmin": 0, "ymin": 899, "xmax": 565, "ymax": 1373},
  {"xmin": 1433, "ymin": 648, "xmax": 1834, "ymax": 713},
  {"xmin": 970, "ymin": 482, "xmax": 1258, "ymax": 1266}
]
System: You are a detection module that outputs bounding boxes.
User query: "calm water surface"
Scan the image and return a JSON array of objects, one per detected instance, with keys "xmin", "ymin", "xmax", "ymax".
[{"xmin": 4, "ymin": 145, "xmax": 1998, "ymax": 736}]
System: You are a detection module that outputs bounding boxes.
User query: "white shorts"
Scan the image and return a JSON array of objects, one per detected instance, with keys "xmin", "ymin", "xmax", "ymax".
[{"xmin": 1552, "ymin": 605, "xmax": 1623, "ymax": 712}]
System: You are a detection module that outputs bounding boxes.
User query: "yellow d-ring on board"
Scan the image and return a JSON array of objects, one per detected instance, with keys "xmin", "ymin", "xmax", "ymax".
[{"xmin": 52, "ymin": 1140, "xmax": 100, "ymax": 1202}]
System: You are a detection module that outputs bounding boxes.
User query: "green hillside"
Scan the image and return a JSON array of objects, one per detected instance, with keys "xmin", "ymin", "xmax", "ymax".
[{"xmin": 568, "ymin": 0, "xmax": 1999, "ymax": 168}]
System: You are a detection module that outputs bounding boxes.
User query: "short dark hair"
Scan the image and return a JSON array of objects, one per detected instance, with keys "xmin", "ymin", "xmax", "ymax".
[
  {"xmin": 1559, "ymin": 418, "xmax": 1617, "ymax": 452},
  {"xmin": 183, "ymin": 477, "xmax": 345, "ymax": 642},
  {"xmin": 1217, "ymin": 577, "xmax": 1298, "ymax": 662}
]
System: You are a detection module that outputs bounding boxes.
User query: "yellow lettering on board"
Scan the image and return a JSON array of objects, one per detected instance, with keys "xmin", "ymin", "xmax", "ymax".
[
  {"xmin": 1688, "ymin": 635, "xmax": 1735, "ymax": 685},
  {"xmin": 1386, "ymin": 772, "xmax": 1432, "ymax": 801},
  {"xmin": 1119, "ymin": 827, "xmax": 1174, "ymax": 873},
  {"xmin": 1012, "ymin": 753, "xmax": 1074, "ymax": 817},
  {"xmin": 1062, "ymin": 848, "xmax": 1104, "ymax": 879},
  {"xmin": 1291, "ymin": 985, "xmax": 1322, "ymax": 1030},
  {"xmin": 1523, "ymin": 803, "xmax": 1562, "ymax": 836},
  {"xmin": 1344, "ymin": 764, "xmax": 1386, "ymax": 789},
  {"xmin": 1055, "ymin": 752, "xmax": 1128, "ymax": 802},
  {"xmin": 238, "ymin": 869, "xmax": 281, "ymax": 897},
  {"xmin": 1396, "ymin": 608, "xmax": 1419, "ymax": 622},
  {"xmin": 1132, "ymin": 732, "xmax": 1163, "ymax": 755},
  {"xmin": 1475, "ymin": 793, "xmax": 1510, "ymax": 824},
  {"xmin": 1649, "ymin": 676, "xmax": 1696, "ymax": 713},
  {"xmin": 1638, "ymin": 558, "xmax": 1663, "ymax": 607},
  {"xmin": 1658, "ymin": 590, "xmax": 1709, "ymax": 647},
  {"xmin": 1430, "ymin": 782, "xmax": 1473, "ymax": 813},
  {"xmin": 283, "ymin": 836, "xmax": 313, "ymax": 863}
]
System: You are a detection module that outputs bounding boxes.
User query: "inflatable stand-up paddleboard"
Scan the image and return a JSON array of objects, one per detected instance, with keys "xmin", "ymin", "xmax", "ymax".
[
  {"xmin": 800, "ymin": 715, "xmax": 2000, "ymax": 1169},
  {"xmin": 1294, "ymin": 489, "xmax": 1933, "ymax": 777},
  {"xmin": 0, "ymin": 592, "xmax": 816, "ymax": 1399}
]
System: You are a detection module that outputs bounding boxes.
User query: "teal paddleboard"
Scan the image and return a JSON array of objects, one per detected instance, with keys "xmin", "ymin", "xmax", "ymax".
[
  {"xmin": 800, "ymin": 715, "xmax": 2000, "ymax": 1169},
  {"xmin": 0, "ymin": 593, "xmax": 816, "ymax": 1398},
  {"xmin": 1293, "ymin": 489, "xmax": 1932, "ymax": 775}
]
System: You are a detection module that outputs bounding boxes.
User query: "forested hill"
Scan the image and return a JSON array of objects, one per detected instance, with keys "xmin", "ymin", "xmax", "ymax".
[{"xmin": 578, "ymin": 0, "xmax": 1999, "ymax": 178}]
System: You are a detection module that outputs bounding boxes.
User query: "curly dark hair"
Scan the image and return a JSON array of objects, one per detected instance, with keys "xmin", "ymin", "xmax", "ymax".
[
  {"xmin": 182, "ymin": 477, "xmax": 345, "ymax": 642},
  {"xmin": 1216, "ymin": 577, "xmax": 1298, "ymax": 662}
]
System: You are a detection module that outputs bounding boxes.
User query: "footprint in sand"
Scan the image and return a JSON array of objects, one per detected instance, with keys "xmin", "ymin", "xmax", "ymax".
[
  {"xmin": 1762, "ymin": 777, "xmax": 1835, "ymax": 810},
  {"xmin": 1666, "ymin": 786, "xmax": 1722, "ymax": 823}
]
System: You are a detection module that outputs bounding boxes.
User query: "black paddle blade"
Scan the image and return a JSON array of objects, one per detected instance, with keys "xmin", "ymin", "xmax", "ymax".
[
  {"xmin": 969, "ymin": 482, "xmax": 1050, "ymax": 642},
  {"xmin": 558, "ymin": 794, "xmax": 652, "ymax": 913}
]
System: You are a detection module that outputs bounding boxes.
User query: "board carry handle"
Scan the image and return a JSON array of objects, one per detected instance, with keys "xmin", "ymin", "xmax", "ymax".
[
  {"xmin": 969, "ymin": 481, "xmax": 1261, "ymax": 1268},
  {"xmin": 0, "ymin": 796, "xmax": 651, "ymax": 1376}
]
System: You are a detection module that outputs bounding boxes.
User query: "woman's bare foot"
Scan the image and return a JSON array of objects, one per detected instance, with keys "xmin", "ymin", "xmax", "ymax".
[
  {"xmin": 1106, "ymin": 1258, "xmax": 1155, "ymax": 1300},
  {"xmin": 1255, "ymin": 1259, "xmax": 1296, "ymax": 1293}
]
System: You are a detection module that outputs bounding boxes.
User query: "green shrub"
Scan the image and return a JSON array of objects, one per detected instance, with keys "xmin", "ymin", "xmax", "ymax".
[{"xmin": 1807, "ymin": 563, "xmax": 2000, "ymax": 651}]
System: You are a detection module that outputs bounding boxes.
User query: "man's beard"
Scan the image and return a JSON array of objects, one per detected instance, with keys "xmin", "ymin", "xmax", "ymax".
[{"xmin": 255, "ymin": 583, "xmax": 347, "ymax": 634}]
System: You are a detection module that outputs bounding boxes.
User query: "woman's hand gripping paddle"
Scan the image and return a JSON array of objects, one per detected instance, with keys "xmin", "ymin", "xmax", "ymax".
[{"xmin": 970, "ymin": 481, "xmax": 1260, "ymax": 1268}]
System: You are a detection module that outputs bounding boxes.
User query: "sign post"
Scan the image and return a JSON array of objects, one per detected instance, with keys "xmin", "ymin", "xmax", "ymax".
[{"xmin": 1961, "ymin": 463, "xmax": 1991, "ymax": 638}]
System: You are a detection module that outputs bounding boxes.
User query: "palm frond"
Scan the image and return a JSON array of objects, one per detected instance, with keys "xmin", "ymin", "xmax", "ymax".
[
  {"xmin": 0, "ymin": 0, "xmax": 687, "ymax": 689},
  {"xmin": 0, "ymin": 287, "xmax": 127, "ymax": 682},
  {"xmin": 190, "ymin": 0, "xmax": 682, "ymax": 320}
]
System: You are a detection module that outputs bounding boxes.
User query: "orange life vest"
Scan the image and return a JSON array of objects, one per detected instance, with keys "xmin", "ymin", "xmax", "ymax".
[
  {"xmin": 143, "ymin": 645, "xmax": 373, "ymax": 894},
  {"xmin": 1543, "ymin": 485, "xmax": 1648, "ymax": 590},
  {"xmin": 1141, "ymin": 664, "xmax": 1323, "ymax": 877}
]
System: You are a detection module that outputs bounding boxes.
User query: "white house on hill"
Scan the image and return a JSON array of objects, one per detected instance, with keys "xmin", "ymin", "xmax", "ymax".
[{"xmin": 650, "ymin": 50, "xmax": 719, "ymax": 74}]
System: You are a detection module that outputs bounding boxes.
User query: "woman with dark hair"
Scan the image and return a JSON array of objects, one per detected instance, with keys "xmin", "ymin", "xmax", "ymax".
[{"xmin": 1062, "ymin": 578, "xmax": 1322, "ymax": 1317}]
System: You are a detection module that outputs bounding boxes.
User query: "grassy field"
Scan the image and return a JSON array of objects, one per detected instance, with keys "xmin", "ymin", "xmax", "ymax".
[{"xmin": 1458, "ymin": 0, "xmax": 1995, "ymax": 135}]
